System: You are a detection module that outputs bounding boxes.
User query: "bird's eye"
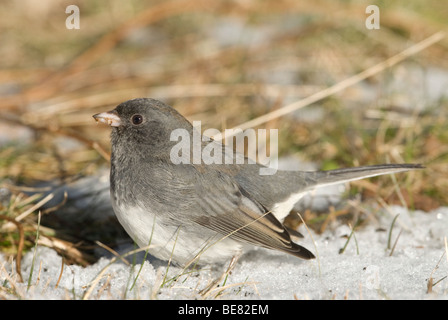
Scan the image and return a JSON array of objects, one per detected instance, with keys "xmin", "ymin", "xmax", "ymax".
[{"xmin": 131, "ymin": 114, "xmax": 143, "ymax": 125}]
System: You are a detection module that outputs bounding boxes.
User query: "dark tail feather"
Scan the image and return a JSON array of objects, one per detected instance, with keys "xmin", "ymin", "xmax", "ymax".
[
  {"xmin": 286, "ymin": 242, "xmax": 316, "ymax": 260},
  {"xmin": 310, "ymin": 163, "xmax": 424, "ymax": 189},
  {"xmin": 284, "ymin": 163, "xmax": 423, "ymax": 260}
]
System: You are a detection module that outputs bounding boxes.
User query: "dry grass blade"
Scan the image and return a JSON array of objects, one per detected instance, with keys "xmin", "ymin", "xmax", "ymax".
[
  {"xmin": 388, "ymin": 229, "xmax": 403, "ymax": 257},
  {"xmin": 199, "ymin": 254, "xmax": 240, "ymax": 298},
  {"xmin": 387, "ymin": 214, "xmax": 400, "ymax": 250},
  {"xmin": 82, "ymin": 244, "xmax": 155, "ymax": 300},
  {"xmin": 320, "ymin": 207, "xmax": 350, "ymax": 233},
  {"xmin": 0, "ymin": 261, "xmax": 25, "ymax": 299},
  {"xmin": 202, "ymin": 279, "xmax": 257, "ymax": 299},
  {"xmin": 95, "ymin": 241, "xmax": 130, "ymax": 266},
  {"xmin": 14, "ymin": 192, "xmax": 54, "ymax": 223},
  {"xmin": 213, "ymin": 31, "xmax": 445, "ymax": 140},
  {"xmin": 427, "ymin": 249, "xmax": 446, "ymax": 294},
  {"xmin": 44, "ymin": 127, "xmax": 111, "ymax": 161},
  {"xmin": 24, "ymin": 0, "xmax": 219, "ymax": 102},
  {"xmin": 27, "ymin": 211, "xmax": 42, "ymax": 291},
  {"xmin": 0, "ymin": 215, "xmax": 24, "ymax": 282},
  {"xmin": 41, "ymin": 191, "xmax": 67, "ymax": 215},
  {"xmin": 339, "ymin": 222, "xmax": 360, "ymax": 255},
  {"xmin": 445, "ymin": 237, "xmax": 448, "ymax": 266},
  {"xmin": 161, "ymin": 228, "xmax": 181, "ymax": 288},
  {"xmin": 55, "ymin": 258, "xmax": 65, "ymax": 289},
  {"xmin": 37, "ymin": 236, "xmax": 92, "ymax": 267}
]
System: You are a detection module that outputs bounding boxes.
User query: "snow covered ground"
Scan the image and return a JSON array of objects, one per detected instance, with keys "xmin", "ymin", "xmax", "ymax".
[{"xmin": 1, "ymin": 205, "xmax": 447, "ymax": 300}]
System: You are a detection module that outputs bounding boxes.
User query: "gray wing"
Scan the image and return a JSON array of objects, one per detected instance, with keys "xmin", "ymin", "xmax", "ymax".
[{"xmin": 191, "ymin": 169, "xmax": 315, "ymax": 260}]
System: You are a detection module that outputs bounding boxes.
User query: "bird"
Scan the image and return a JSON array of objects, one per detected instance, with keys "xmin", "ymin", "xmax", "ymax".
[{"xmin": 93, "ymin": 98, "xmax": 423, "ymax": 266}]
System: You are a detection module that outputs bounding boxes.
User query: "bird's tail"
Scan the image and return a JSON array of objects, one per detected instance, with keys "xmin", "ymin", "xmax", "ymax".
[{"xmin": 309, "ymin": 163, "xmax": 424, "ymax": 190}]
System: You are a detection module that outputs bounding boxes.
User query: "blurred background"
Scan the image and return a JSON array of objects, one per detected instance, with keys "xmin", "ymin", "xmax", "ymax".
[{"xmin": 0, "ymin": 0, "xmax": 447, "ymax": 265}]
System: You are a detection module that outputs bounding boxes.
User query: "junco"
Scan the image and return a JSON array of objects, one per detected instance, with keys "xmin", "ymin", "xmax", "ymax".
[{"xmin": 93, "ymin": 98, "xmax": 422, "ymax": 266}]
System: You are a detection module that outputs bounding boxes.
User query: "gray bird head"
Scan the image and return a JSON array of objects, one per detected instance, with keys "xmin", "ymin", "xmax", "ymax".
[{"xmin": 93, "ymin": 98, "xmax": 194, "ymax": 160}]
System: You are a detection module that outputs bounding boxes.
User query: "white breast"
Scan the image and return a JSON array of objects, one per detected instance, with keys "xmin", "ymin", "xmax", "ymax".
[{"xmin": 111, "ymin": 201, "xmax": 243, "ymax": 265}]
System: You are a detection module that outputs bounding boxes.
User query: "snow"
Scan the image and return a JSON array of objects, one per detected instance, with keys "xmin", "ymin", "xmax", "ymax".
[{"xmin": 2, "ymin": 206, "xmax": 447, "ymax": 300}]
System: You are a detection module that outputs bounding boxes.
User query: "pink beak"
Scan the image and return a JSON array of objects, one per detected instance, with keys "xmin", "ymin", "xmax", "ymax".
[{"xmin": 93, "ymin": 110, "xmax": 121, "ymax": 127}]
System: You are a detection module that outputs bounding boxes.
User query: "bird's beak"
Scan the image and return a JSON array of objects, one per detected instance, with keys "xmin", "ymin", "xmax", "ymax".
[{"xmin": 93, "ymin": 110, "xmax": 121, "ymax": 127}]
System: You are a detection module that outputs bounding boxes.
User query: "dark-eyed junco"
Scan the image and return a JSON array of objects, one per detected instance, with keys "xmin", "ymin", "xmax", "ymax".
[{"xmin": 93, "ymin": 98, "xmax": 422, "ymax": 266}]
